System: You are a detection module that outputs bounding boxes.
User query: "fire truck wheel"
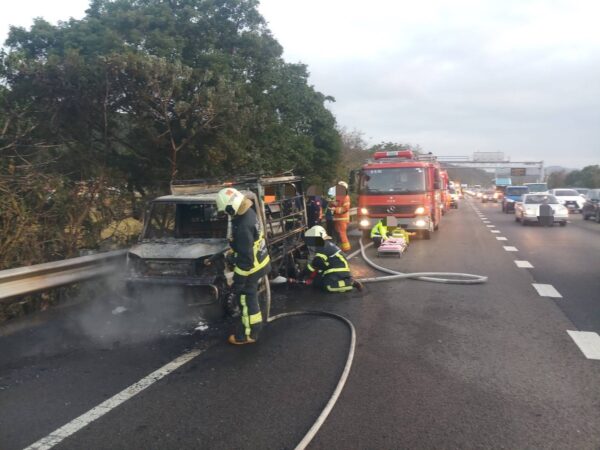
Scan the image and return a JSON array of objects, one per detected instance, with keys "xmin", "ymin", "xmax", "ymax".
[
  {"xmin": 362, "ymin": 229, "xmax": 371, "ymax": 241},
  {"xmin": 418, "ymin": 229, "xmax": 431, "ymax": 240}
]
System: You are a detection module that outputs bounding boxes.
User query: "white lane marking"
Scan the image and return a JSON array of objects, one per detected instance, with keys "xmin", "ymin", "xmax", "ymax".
[
  {"xmin": 514, "ymin": 260, "xmax": 533, "ymax": 268},
  {"xmin": 486, "ymin": 225, "xmax": 495, "ymax": 228},
  {"xmin": 23, "ymin": 348, "xmax": 206, "ymax": 450},
  {"xmin": 496, "ymin": 237, "xmax": 508, "ymax": 241},
  {"xmin": 567, "ymin": 331, "xmax": 600, "ymax": 360},
  {"xmin": 532, "ymin": 283, "xmax": 562, "ymax": 298},
  {"xmin": 347, "ymin": 241, "xmax": 373, "ymax": 260},
  {"xmin": 491, "ymin": 230, "xmax": 501, "ymax": 233},
  {"xmin": 503, "ymin": 246, "xmax": 518, "ymax": 251}
]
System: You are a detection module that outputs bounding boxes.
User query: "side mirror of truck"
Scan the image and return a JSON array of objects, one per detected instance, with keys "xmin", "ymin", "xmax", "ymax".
[{"xmin": 348, "ymin": 170, "xmax": 358, "ymax": 194}]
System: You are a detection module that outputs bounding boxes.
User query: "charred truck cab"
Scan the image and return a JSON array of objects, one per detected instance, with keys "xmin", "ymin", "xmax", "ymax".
[
  {"xmin": 357, "ymin": 150, "xmax": 443, "ymax": 239},
  {"xmin": 126, "ymin": 175, "xmax": 307, "ymax": 317}
]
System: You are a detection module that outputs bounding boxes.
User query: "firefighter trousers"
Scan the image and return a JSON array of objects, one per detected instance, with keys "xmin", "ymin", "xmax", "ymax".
[
  {"xmin": 334, "ymin": 221, "xmax": 351, "ymax": 252},
  {"xmin": 231, "ymin": 268, "xmax": 268, "ymax": 340}
]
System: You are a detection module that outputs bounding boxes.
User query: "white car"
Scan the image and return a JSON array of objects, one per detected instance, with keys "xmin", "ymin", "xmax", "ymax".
[
  {"xmin": 549, "ymin": 188, "xmax": 584, "ymax": 212},
  {"xmin": 515, "ymin": 194, "xmax": 569, "ymax": 226}
]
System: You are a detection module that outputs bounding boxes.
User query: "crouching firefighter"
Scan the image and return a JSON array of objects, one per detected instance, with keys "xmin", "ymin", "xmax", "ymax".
[
  {"xmin": 370, "ymin": 219, "xmax": 389, "ymax": 248},
  {"xmin": 216, "ymin": 188, "xmax": 271, "ymax": 345},
  {"xmin": 301, "ymin": 225, "xmax": 363, "ymax": 293}
]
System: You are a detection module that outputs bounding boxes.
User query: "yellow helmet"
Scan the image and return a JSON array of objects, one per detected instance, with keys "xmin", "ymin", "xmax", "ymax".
[{"xmin": 216, "ymin": 188, "xmax": 244, "ymax": 215}]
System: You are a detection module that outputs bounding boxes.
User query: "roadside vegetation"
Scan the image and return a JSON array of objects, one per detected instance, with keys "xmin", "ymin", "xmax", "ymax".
[
  {"xmin": 547, "ymin": 165, "xmax": 600, "ymax": 189},
  {"xmin": 0, "ymin": 0, "xmax": 344, "ymax": 270}
]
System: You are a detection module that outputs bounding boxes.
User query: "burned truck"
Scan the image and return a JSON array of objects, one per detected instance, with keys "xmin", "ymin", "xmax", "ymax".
[{"xmin": 125, "ymin": 175, "xmax": 308, "ymax": 318}]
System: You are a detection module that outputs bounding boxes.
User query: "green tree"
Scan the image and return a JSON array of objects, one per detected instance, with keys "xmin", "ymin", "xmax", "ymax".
[{"xmin": 1, "ymin": 0, "xmax": 341, "ymax": 267}]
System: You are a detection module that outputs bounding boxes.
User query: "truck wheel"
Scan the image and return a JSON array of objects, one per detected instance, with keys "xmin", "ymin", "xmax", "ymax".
[
  {"xmin": 258, "ymin": 275, "xmax": 272, "ymax": 320},
  {"xmin": 596, "ymin": 211, "xmax": 600, "ymax": 223},
  {"xmin": 560, "ymin": 221, "xmax": 567, "ymax": 227},
  {"xmin": 583, "ymin": 212, "xmax": 589, "ymax": 220},
  {"xmin": 521, "ymin": 219, "xmax": 527, "ymax": 226},
  {"xmin": 418, "ymin": 229, "xmax": 431, "ymax": 240},
  {"xmin": 362, "ymin": 229, "xmax": 371, "ymax": 241}
]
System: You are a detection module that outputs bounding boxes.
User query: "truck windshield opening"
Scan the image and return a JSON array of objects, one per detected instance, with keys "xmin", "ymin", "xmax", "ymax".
[
  {"xmin": 360, "ymin": 168, "xmax": 426, "ymax": 195},
  {"xmin": 144, "ymin": 202, "xmax": 228, "ymax": 239}
]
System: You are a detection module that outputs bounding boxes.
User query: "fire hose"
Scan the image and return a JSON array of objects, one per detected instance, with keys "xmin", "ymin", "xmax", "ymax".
[{"xmin": 269, "ymin": 237, "xmax": 487, "ymax": 450}]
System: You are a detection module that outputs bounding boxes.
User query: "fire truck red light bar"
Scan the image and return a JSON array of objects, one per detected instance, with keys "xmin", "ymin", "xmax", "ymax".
[{"xmin": 373, "ymin": 150, "xmax": 414, "ymax": 160}]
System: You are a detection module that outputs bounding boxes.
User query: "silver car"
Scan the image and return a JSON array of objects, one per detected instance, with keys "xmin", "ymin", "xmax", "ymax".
[{"xmin": 515, "ymin": 194, "xmax": 569, "ymax": 226}]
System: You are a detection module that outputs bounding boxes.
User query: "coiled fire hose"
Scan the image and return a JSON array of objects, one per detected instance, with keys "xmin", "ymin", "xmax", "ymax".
[{"xmin": 356, "ymin": 238, "xmax": 488, "ymax": 284}]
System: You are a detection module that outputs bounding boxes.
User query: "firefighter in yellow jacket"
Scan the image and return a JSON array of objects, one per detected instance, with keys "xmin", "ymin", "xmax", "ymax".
[
  {"xmin": 215, "ymin": 188, "xmax": 270, "ymax": 345},
  {"xmin": 333, "ymin": 181, "xmax": 351, "ymax": 252}
]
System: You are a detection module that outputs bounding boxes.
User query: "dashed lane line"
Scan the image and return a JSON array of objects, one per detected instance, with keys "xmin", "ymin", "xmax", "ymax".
[
  {"xmin": 491, "ymin": 230, "xmax": 500, "ymax": 233},
  {"xmin": 567, "ymin": 331, "xmax": 600, "ymax": 360},
  {"xmin": 503, "ymin": 246, "xmax": 518, "ymax": 252},
  {"xmin": 496, "ymin": 237, "xmax": 508, "ymax": 241},
  {"xmin": 23, "ymin": 348, "xmax": 207, "ymax": 450},
  {"xmin": 514, "ymin": 260, "xmax": 533, "ymax": 268},
  {"xmin": 532, "ymin": 283, "xmax": 563, "ymax": 298},
  {"xmin": 486, "ymin": 225, "xmax": 495, "ymax": 227}
]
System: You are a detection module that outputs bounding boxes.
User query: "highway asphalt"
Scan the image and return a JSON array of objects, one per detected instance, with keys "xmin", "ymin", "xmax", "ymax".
[{"xmin": 1, "ymin": 197, "xmax": 599, "ymax": 449}]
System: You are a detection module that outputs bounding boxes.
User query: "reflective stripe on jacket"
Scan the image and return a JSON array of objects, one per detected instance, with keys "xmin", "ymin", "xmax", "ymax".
[
  {"xmin": 370, "ymin": 221, "xmax": 388, "ymax": 239},
  {"xmin": 333, "ymin": 195, "xmax": 350, "ymax": 221},
  {"xmin": 231, "ymin": 207, "xmax": 270, "ymax": 277},
  {"xmin": 306, "ymin": 241, "xmax": 351, "ymax": 278}
]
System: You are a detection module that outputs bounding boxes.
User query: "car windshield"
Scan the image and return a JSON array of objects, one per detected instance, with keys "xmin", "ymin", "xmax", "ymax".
[
  {"xmin": 554, "ymin": 189, "xmax": 579, "ymax": 196},
  {"xmin": 525, "ymin": 195, "xmax": 559, "ymax": 204},
  {"xmin": 506, "ymin": 187, "xmax": 528, "ymax": 195},
  {"xmin": 144, "ymin": 202, "xmax": 228, "ymax": 239},
  {"xmin": 360, "ymin": 167, "xmax": 426, "ymax": 194},
  {"xmin": 525, "ymin": 183, "xmax": 547, "ymax": 192}
]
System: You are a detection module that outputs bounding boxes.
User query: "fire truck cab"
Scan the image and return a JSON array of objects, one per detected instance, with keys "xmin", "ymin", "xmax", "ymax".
[{"xmin": 357, "ymin": 150, "xmax": 443, "ymax": 239}]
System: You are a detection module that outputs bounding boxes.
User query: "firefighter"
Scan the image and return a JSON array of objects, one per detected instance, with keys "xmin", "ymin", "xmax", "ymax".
[
  {"xmin": 370, "ymin": 217, "xmax": 410, "ymax": 248},
  {"xmin": 323, "ymin": 187, "xmax": 336, "ymax": 240},
  {"xmin": 215, "ymin": 188, "xmax": 271, "ymax": 345},
  {"xmin": 333, "ymin": 181, "xmax": 351, "ymax": 252},
  {"xmin": 306, "ymin": 186, "xmax": 323, "ymax": 228},
  {"xmin": 302, "ymin": 225, "xmax": 363, "ymax": 293},
  {"xmin": 370, "ymin": 219, "xmax": 389, "ymax": 248}
]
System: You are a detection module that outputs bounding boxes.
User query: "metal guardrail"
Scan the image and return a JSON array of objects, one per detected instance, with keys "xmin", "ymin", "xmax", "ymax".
[
  {"xmin": 0, "ymin": 250, "xmax": 128, "ymax": 302},
  {"xmin": 0, "ymin": 208, "xmax": 359, "ymax": 302}
]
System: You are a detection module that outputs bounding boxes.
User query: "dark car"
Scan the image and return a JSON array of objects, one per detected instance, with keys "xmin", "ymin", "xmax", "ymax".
[
  {"xmin": 481, "ymin": 190, "xmax": 495, "ymax": 203},
  {"xmin": 582, "ymin": 189, "xmax": 600, "ymax": 223},
  {"xmin": 502, "ymin": 186, "xmax": 529, "ymax": 213}
]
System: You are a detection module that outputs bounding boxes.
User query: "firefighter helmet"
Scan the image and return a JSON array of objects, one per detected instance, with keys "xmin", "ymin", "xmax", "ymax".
[
  {"xmin": 304, "ymin": 225, "xmax": 330, "ymax": 248},
  {"xmin": 338, "ymin": 181, "xmax": 349, "ymax": 190},
  {"xmin": 216, "ymin": 188, "xmax": 245, "ymax": 215},
  {"xmin": 305, "ymin": 225, "xmax": 329, "ymax": 239}
]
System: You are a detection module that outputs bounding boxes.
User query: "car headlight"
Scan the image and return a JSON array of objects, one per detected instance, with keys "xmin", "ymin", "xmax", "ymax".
[
  {"xmin": 360, "ymin": 207, "xmax": 369, "ymax": 215},
  {"xmin": 415, "ymin": 219, "xmax": 426, "ymax": 227},
  {"xmin": 414, "ymin": 206, "xmax": 425, "ymax": 215},
  {"xmin": 360, "ymin": 219, "xmax": 370, "ymax": 227}
]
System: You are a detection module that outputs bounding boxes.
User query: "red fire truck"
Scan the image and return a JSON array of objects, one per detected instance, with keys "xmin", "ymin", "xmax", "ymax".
[{"xmin": 357, "ymin": 150, "xmax": 443, "ymax": 239}]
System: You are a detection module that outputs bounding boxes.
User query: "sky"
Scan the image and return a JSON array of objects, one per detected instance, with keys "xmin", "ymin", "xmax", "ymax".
[{"xmin": 2, "ymin": 0, "xmax": 599, "ymax": 168}]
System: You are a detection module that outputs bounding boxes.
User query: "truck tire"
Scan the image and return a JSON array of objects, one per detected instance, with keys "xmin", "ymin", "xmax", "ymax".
[
  {"xmin": 418, "ymin": 229, "xmax": 431, "ymax": 240},
  {"xmin": 596, "ymin": 210, "xmax": 600, "ymax": 223}
]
